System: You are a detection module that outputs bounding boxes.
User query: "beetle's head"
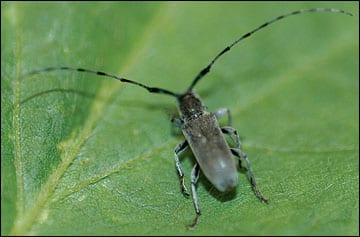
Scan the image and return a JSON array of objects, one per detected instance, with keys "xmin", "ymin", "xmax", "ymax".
[{"xmin": 177, "ymin": 91, "xmax": 205, "ymax": 121}]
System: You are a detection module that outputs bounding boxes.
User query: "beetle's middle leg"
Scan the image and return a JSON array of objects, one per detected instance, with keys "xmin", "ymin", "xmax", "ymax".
[
  {"xmin": 174, "ymin": 140, "xmax": 190, "ymax": 197},
  {"xmin": 221, "ymin": 126, "xmax": 244, "ymax": 169}
]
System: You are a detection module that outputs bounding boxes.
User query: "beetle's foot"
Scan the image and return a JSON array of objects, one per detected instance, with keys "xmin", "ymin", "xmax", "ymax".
[{"xmin": 187, "ymin": 212, "xmax": 200, "ymax": 230}]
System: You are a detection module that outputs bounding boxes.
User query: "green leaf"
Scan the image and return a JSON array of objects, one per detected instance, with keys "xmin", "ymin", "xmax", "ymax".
[{"xmin": 2, "ymin": 2, "xmax": 358, "ymax": 235}]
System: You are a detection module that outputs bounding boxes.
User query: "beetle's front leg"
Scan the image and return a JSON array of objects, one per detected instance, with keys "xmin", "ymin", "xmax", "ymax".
[
  {"xmin": 174, "ymin": 140, "xmax": 190, "ymax": 197},
  {"xmin": 214, "ymin": 108, "xmax": 232, "ymax": 127},
  {"xmin": 171, "ymin": 117, "xmax": 183, "ymax": 127}
]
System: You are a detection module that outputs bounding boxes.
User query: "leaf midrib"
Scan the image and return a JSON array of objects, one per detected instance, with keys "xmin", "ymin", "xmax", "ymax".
[{"xmin": 9, "ymin": 3, "xmax": 172, "ymax": 235}]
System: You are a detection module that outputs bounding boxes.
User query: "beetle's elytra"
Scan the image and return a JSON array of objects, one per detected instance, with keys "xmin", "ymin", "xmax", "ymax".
[{"xmin": 25, "ymin": 8, "xmax": 352, "ymax": 228}]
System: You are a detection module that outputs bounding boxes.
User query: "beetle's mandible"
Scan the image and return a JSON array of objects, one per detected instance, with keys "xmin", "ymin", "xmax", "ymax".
[{"xmin": 25, "ymin": 8, "xmax": 352, "ymax": 228}]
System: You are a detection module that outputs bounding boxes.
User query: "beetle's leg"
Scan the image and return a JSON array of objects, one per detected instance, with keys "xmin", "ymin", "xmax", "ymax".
[
  {"xmin": 231, "ymin": 148, "xmax": 269, "ymax": 204},
  {"xmin": 215, "ymin": 108, "xmax": 232, "ymax": 126},
  {"xmin": 221, "ymin": 126, "xmax": 241, "ymax": 148},
  {"xmin": 221, "ymin": 126, "xmax": 244, "ymax": 169},
  {"xmin": 171, "ymin": 117, "xmax": 183, "ymax": 127},
  {"xmin": 189, "ymin": 163, "xmax": 201, "ymax": 229},
  {"xmin": 222, "ymin": 126, "xmax": 268, "ymax": 203},
  {"xmin": 174, "ymin": 140, "xmax": 190, "ymax": 197}
]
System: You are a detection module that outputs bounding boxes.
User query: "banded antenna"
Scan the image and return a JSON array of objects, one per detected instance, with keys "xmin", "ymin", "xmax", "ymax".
[
  {"xmin": 26, "ymin": 8, "xmax": 352, "ymax": 97},
  {"xmin": 187, "ymin": 8, "xmax": 352, "ymax": 91},
  {"xmin": 26, "ymin": 66, "xmax": 179, "ymax": 98}
]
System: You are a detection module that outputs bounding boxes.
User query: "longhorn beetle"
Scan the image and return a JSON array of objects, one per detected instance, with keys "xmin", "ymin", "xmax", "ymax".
[{"xmin": 25, "ymin": 8, "xmax": 352, "ymax": 228}]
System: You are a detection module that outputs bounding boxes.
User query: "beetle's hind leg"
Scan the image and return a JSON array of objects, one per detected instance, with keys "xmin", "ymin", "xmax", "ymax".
[
  {"xmin": 230, "ymin": 148, "xmax": 269, "ymax": 204},
  {"xmin": 174, "ymin": 140, "xmax": 190, "ymax": 197},
  {"xmin": 221, "ymin": 127, "xmax": 269, "ymax": 204},
  {"xmin": 188, "ymin": 163, "xmax": 201, "ymax": 229}
]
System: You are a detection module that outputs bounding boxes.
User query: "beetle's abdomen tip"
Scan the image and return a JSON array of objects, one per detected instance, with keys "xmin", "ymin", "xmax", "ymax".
[{"xmin": 215, "ymin": 175, "xmax": 238, "ymax": 192}]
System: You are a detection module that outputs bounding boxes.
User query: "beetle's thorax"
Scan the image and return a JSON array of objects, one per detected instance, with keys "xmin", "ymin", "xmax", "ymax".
[{"xmin": 177, "ymin": 91, "xmax": 205, "ymax": 121}]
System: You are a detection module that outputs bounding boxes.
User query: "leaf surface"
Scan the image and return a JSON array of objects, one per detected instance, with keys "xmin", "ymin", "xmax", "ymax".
[{"xmin": 1, "ymin": 2, "xmax": 358, "ymax": 235}]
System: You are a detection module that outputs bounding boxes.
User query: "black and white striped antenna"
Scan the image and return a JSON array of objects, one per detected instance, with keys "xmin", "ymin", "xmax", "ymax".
[
  {"xmin": 187, "ymin": 8, "xmax": 352, "ymax": 91},
  {"xmin": 26, "ymin": 8, "xmax": 352, "ymax": 98}
]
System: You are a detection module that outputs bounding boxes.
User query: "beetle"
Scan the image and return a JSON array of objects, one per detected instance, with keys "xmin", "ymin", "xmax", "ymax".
[{"xmin": 26, "ymin": 8, "xmax": 352, "ymax": 228}]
